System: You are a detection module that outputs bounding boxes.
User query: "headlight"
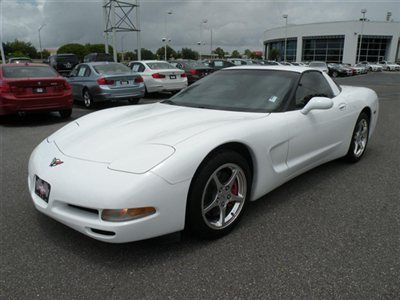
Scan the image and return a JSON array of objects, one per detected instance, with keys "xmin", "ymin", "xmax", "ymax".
[{"xmin": 101, "ymin": 207, "xmax": 156, "ymax": 222}]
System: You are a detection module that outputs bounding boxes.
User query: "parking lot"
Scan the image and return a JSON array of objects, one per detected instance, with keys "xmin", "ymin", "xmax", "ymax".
[{"xmin": 1, "ymin": 71, "xmax": 399, "ymax": 299}]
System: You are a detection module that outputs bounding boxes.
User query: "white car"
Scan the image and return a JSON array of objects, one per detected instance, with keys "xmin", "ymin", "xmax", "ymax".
[
  {"xmin": 359, "ymin": 61, "xmax": 383, "ymax": 72},
  {"xmin": 128, "ymin": 60, "xmax": 188, "ymax": 93},
  {"xmin": 377, "ymin": 61, "xmax": 400, "ymax": 71},
  {"xmin": 28, "ymin": 66, "xmax": 379, "ymax": 243},
  {"xmin": 308, "ymin": 61, "xmax": 329, "ymax": 73}
]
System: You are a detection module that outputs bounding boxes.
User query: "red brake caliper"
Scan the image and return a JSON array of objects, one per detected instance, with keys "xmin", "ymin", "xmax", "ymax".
[{"xmin": 227, "ymin": 180, "xmax": 238, "ymax": 211}]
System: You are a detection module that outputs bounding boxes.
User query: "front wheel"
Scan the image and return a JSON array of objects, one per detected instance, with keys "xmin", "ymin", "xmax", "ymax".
[
  {"xmin": 186, "ymin": 150, "xmax": 251, "ymax": 239},
  {"xmin": 345, "ymin": 112, "xmax": 370, "ymax": 162}
]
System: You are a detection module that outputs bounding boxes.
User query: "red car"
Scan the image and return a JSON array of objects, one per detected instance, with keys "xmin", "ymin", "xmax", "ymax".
[{"xmin": 0, "ymin": 63, "xmax": 73, "ymax": 118}]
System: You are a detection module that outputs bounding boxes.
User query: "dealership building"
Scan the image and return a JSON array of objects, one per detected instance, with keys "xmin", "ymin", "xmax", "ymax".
[{"xmin": 263, "ymin": 20, "xmax": 400, "ymax": 64}]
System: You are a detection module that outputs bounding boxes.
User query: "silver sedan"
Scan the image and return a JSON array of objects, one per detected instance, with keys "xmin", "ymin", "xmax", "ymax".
[{"xmin": 67, "ymin": 62, "xmax": 145, "ymax": 108}]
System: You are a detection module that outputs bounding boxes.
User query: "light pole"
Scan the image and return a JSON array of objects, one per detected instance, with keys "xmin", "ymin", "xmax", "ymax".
[
  {"xmin": 357, "ymin": 9, "xmax": 367, "ymax": 63},
  {"xmin": 282, "ymin": 14, "xmax": 288, "ymax": 62},
  {"xmin": 38, "ymin": 24, "xmax": 46, "ymax": 61},
  {"xmin": 199, "ymin": 19, "xmax": 208, "ymax": 60},
  {"xmin": 0, "ymin": 0, "xmax": 6, "ymax": 63},
  {"xmin": 121, "ymin": 34, "xmax": 127, "ymax": 62},
  {"xmin": 164, "ymin": 10, "xmax": 173, "ymax": 61}
]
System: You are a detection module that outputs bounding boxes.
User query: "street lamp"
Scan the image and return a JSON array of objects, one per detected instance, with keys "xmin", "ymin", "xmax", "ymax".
[
  {"xmin": 164, "ymin": 10, "xmax": 173, "ymax": 61},
  {"xmin": 357, "ymin": 9, "xmax": 367, "ymax": 63},
  {"xmin": 282, "ymin": 14, "xmax": 288, "ymax": 62},
  {"xmin": 38, "ymin": 23, "xmax": 46, "ymax": 61},
  {"xmin": 199, "ymin": 19, "xmax": 208, "ymax": 60}
]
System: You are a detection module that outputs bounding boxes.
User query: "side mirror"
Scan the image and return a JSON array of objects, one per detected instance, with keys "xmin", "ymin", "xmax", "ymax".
[{"xmin": 301, "ymin": 97, "xmax": 333, "ymax": 115}]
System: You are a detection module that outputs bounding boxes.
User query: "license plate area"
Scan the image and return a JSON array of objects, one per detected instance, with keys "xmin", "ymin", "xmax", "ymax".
[
  {"xmin": 33, "ymin": 87, "xmax": 46, "ymax": 94},
  {"xmin": 169, "ymin": 75, "xmax": 176, "ymax": 79},
  {"xmin": 116, "ymin": 80, "xmax": 133, "ymax": 87},
  {"xmin": 34, "ymin": 175, "xmax": 51, "ymax": 202}
]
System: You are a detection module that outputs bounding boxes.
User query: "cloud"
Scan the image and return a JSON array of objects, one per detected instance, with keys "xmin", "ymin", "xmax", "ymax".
[{"xmin": 2, "ymin": 0, "xmax": 399, "ymax": 53}]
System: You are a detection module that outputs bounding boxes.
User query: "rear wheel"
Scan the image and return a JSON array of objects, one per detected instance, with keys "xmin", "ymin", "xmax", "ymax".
[
  {"xmin": 83, "ymin": 89, "xmax": 94, "ymax": 108},
  {"xmin": 186, "ymin": 150, "xmax": 251, "ymax": 239},
  {"xmin": 128, "ymin": 98, "xmax": 140, "ymax": 105},
  {"xmin": 59, "ymin": 109, "xmax": 72, "ymax": 119},
  {"xmin": 345, "ymin": 112, "xmax": 370, "ymax": 162}
]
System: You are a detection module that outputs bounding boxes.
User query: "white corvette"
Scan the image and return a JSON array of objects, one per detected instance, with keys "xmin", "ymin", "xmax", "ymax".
[{"xmin": 28, "ymin": 66, "xmax": 379, "ymax": 243}]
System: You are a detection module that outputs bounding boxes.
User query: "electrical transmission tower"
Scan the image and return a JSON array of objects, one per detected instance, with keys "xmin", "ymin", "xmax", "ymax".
[{"xmin": 103, "ymin": 0, "xmax": 141, "ymax": 62}]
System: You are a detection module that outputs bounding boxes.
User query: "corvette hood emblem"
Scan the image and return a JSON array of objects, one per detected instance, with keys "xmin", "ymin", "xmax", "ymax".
[{"xmin": 50, "ymin": 158, "xmax": 64, "ymax": 167}]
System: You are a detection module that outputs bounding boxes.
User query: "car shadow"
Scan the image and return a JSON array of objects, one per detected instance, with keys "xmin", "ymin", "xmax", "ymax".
[
  {"xmin": 33, "ymin": 153, "xmax": 364, "ymax": 269},
  {"xmin": 0, "ymin": 112, "xmax": 78, "ymax": 127}
]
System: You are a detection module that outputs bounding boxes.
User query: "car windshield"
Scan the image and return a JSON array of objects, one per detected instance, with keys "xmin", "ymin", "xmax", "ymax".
[
  {"xmin": 186, "ymin": 61, "xmax": 206, "ymax": 68},
  {"xmin": 146, "ymin": 62, "xmax": 176, "ymax": 70},
  {"xmin": 309, "ymin": 62, "xmax": 326, "ymax": 67},
  {"xmin": 166, "ymin": 70, "xmax": 298, "ymax": 112},
  {"xmin": 56, "ymin": 55, "xmax": 78, "ymax": 63},
  {"xmin": 2, "ymin": 66, "xmax": 58, "ymax": 78},
  {"xmin": 93, "ymin": 63, "xmax": 131, "ymax": 74}
]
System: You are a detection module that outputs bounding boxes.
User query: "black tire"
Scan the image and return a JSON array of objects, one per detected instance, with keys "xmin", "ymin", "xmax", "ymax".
[
  {"xmin": 128, "ymin": 98, "xmax": 140, "ymax": 105},
  {"xmin": 345, "ymin": 112, "xmax": 370, "ymax": 163},
  {"xmin": 186, "ymin": 150, "xmax": 252, "ymax": 239},
  {"xmin": 82, "ymin": 88, "xmax": 94, "ymax": 108},
  {"xmin": 59, "ymin": 109, "xmax": 72, "ymax": 119}
]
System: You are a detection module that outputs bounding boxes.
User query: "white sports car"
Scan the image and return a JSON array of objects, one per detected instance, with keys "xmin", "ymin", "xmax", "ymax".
[
  {"xmin": 28, "ymin": 66, "xmax": 379, "ymax": 243},
  {"xmin": 128, "ymin": 60, "xmax": 188, "ymax": 94}
]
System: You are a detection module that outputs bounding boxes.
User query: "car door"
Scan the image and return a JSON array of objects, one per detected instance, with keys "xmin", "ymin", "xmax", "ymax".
[
  {"xmin": 283, "ymin": 71, "xmax": 350, "ymax": 176},
  {"xmin": 69, "ymin": 65, "xmax": 91, "ymax": 99}
]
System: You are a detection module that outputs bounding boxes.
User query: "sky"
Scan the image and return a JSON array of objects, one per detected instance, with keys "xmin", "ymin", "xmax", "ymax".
[{"xmin": 1, "ymin": 0, "xmax": 399, "ymax": 54}]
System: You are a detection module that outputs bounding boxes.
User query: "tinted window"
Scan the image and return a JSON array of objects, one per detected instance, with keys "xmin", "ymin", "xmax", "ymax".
[
  {"xmin": 168, "ymin": 70, "xmax": 298, "ymax": 112},
  {"xmin": 2, "ymin": 66, "xmax": 58, "ymax": 78},
  {"xmin": 56, "ymin": 55, "xmax": 78, "ymax": 63},
  {"xmin": 294, "ymin": 71, "xmax": 334, "ymax": 108},
  {"xmin": 93, "ymin": 63, "xmax": 131, "ymax": 74},
  {"xmin": 146, "ymin": 62, "xmax": 175, "ymax": 70}
]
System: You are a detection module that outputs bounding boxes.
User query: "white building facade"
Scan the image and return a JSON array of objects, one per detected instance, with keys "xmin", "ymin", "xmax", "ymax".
[{"xmin": 263, "ymin": 20, "xmax": 400, "ymax": 64}]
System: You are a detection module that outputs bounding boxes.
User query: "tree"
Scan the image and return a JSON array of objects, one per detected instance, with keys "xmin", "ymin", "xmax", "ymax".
[
  {"xmin": 38, "ymin": 49, "xmax": 50, "ymax": 60},
  {"xmin": 140, "ymin": 48, "xmax": 156, "ymax": 60},
  {"xmin": 57, "ymin": 43, "xmax": 86, "ymax": 60},
  {"xmin": 231, "ymin": 50, "xmax": 241, "ymax": 58},
  {"xmin": 156, "ymin": 45, "xmax": 177, "ymax": 60},
  {"xmin": 269, "ymin": 48, "xmax": 280, "ymax": 61},
  {"xmin": 181, "ymin": 48, "xmax": 199, "ymax": 60},
  {"xmin": 213, "ymin": 47, "xmax": 225, "ymax": 58},
  {"xmin": 244, "ymin": 49, "xmax": 252, "ymax": 58},
  {"xmin": 84, "ymin": 43, "xmax": 112, "ymax": 54},
  {"xmin": 3, "ymin": 39, "xmax": 37, "ymax": 59}
]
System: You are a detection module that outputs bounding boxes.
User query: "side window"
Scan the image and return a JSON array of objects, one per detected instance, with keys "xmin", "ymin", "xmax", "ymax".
[
  {"xmin": 294, "ymin": 71, "xmax": 334, "ymax": 108},
  {"xmin": 77, "ymin": 65, "xmax": 87, "ymax": 77},
  {"xmin": 131, "ymin": 63, "xmax": 140, "ymax": 72},
  {"xmin": 84, "ymin": 66, "xmax": 91, "ymax": 77},
  {"xmin": 70, "ymin": 65, "xmax": 79, "ymax": 77}
]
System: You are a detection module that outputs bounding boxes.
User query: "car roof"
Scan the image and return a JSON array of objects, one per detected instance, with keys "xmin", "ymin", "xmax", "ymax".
[{"xmin": 224, "ymin": 65, "xmax": 317, "ymax": 73}]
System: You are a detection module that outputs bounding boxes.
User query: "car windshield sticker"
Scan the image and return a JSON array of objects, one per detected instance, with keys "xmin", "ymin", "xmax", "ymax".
[{"xmin": 268, "ymin": 96, "xmax": 278, "ymax": 103}]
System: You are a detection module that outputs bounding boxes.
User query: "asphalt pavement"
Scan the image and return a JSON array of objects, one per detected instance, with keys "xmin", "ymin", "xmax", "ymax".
[{"xmin": 1, "ymin": 72, "xmax": 399, "ymax": 299}]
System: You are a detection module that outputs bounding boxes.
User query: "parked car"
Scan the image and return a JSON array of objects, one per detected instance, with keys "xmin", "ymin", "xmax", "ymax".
[
  {"xmin": 170, "ymin": 60, "xmax": 213, "ymax": 84},
  {"xmin": 359, "ymin": 61, "xmax": 383, "ymax": 72},
  {"xmin": 28, "ymin": 66, "xmax": 379, "ymax": 243},
  {"xmin": 202, "ymin": 59, "xmax": 235, "ymax": 71},
  {"xmin": 8, "ymin": 57, "xmax": 32, "ymax": 64},
  {"xmin": 0, "ymin": 63, "xmax": 73, "ymax": 118},
  {"xmin": 260, "ymin": 60, "xmax": 280, "ymax": 66},
  {"xmin": 327, "ymin": 63, "xmax": 353, "ymax": 77},
  {"xmin": 128, "ymin": 60, "xmax": 187, "ymax": 94},
  {"xmin": 308, "ymin": 61, "xmax": 329, "ymax": 73},
  {"xmin": 83, "ymin": 53, "xmax": 114, "ymax": 63},
  {"xmin": 354, "ymin": 64, "xmax": 369, "ymax": 74},
  {"xmin": 377, "ymin": 61, "xmax": 400, "ymax": 71},
  {"xmin": 67, "ymin": 62, "xmax": 145, "ymax": 108},
  {"xmin": 279, "ymin": 61, "xmax": 293, "ymax": 66},
  {"xmin": 227, "ymin": 58, "xmax": 260, "ymax": 66},
  {"xmin": 49, "ymin": 54, "xmax": 79, "ymax": 75}
]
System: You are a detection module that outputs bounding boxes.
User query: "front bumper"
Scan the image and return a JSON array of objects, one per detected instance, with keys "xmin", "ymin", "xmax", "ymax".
[{"xmin": 28, "ymin": 140, "xmax": 190, "ymax": 243}]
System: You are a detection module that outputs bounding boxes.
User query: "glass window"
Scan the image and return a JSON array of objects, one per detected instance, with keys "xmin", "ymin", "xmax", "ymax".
[
  {"xmin": 167, "ymin": 70, "xmax": 299, "ymax": 112},
  {"xmin": 302, "ymin": 37, "xmax": 344, "ymax": 63},
  {"xmin": 93, "ymin": 63, "xmax": 131, "ymax": 75},
  {"xmin": 146, "ymin": 62, "xmax": 176, "ymax": 70},
  {"xmin": 2, "ymin": 66, "xmax": 58, "ymax": 78},
  {"xmin": 293, "ymin": 71, "xmax": 334, "ymax": 109}
]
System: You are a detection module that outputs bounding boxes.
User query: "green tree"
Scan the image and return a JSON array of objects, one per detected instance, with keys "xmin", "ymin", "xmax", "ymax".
[
  {"xmin": 231, "ymin": 50, "xmax": 241, "ymax": 58},
  {"xmin": 244, "ymin": 49, "xmax": 252, "ymax": 58},
  {"xmin": 156, "ymin": 45, "xmax": 177, "ymax": 60},
  {"xmin": 57, "ymin": 43, "xmax": 86, "ymax": 60},
  {"xmin": 3, "ymin": 39, "xmax": 37, "ymax": 59},
  {"xmin": 213, "ymin": 47, "xmax": 225, "ymax": 58},
  {"xmin": 84, "ymin": 43, "xmax": 113, "ymax": 54},
  {"xmin": 140, "ymin": 48, "xmax": 156, "ymax": 60},
  {"xmin": 269, "ymin": 48, "xmax": 280, "ymax": 61},
  {"xmin": 181, "ymin": 48, "xmax": 199, "ymax": 60},
  {"xmin": 38, "ymin": 49, "xmax": 50, "ymax": 60}
]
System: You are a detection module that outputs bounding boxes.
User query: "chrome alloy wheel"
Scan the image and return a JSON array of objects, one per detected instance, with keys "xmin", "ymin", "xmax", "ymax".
[
  {"xmin": 83, "ymin": 91, "xmax": 92, "ymax": 107},
  {"xmin": 201, "ymin": 163, "xmax": 247, "ymax": 230},
  {"xmin": 353, "ymin": 119, "xmax": 368, "ymax": 157}
]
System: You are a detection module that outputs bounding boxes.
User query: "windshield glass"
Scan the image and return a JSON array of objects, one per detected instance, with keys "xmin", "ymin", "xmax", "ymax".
[
  {"xmin": 186, "ymin": 61, "xmax": 207, "ymax": 68},
  {"xmin": 167, "ymin": 70, "xmax": 298, "ymax": 112},
  {"xmin": 2, "ymin": 66, "xmax": 58, "ymax": 78},
  {"xmin": 56, "ymin": 55, "xmax": 78, "ymax": 63},
  {"xmin": 93, "ymin": 63, "xmax": 131, "ymax": 74},
  {"xmin": 146, "ymin": 62, "xmax": 176, "ymax": 70}
]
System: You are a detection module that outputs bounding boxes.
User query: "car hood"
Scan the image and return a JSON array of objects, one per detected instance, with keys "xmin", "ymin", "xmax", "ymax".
[{"xmin": 51, "ymin": 103, "xmax": 267, "ymax": 163}]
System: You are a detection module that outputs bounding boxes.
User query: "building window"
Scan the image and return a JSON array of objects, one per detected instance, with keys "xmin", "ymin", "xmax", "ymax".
[
  {"xmin": 356, "ymin": 35, "xmax": 391, "ymax": 62},
  {"xmin": 302, "ymin": 35, "xmax": 344, "ymax": 63},
  {"xmin": 265, "ymin": 38, "xmax": 297, "ymax": 62}
]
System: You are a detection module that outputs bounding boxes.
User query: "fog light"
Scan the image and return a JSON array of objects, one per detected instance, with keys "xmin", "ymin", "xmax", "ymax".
[{"xmin": 101, "ymin": 207, "xmax": 156, "ymax": 222}]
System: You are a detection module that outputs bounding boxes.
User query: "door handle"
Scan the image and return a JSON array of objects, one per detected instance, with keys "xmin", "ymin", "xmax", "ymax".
[{"xmin": 339, "ymin": 103, "xmax": 347, "ymax": 111}]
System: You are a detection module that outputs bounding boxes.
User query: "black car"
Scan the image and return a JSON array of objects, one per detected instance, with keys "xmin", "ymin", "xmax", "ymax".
[
  {"xmin": 83, "ymin": 53, "xmax": 114, "ymax": 63},
  {"xmin": 48, "ymin": 54, "xmax": 79, "ymax": 75},
  {"xmin": 327, "ymin": 63, "xmax": 353, "ymax": 77},
  {"xmin": 170, "ymin": 60, "xmax": 213, "ymax": 84},
  {"xmin": 202, "ymin": 59, "xmax": 235, "ymax": 71}
]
